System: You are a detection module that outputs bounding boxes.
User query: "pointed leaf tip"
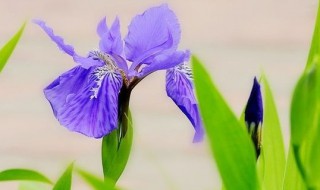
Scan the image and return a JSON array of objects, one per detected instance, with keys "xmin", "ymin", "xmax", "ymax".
[{"xmin": 0, "ymin": 22, "xmax": 26, "ymax": 73}]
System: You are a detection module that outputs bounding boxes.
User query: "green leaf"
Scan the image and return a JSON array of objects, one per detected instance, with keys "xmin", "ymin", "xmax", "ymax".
[
  {"xmin": 283, "ymin": 146, "xmax": 306, "ymax": 190},
  {"xmin": 0, "ymin": 169, "xmax": 52, "ymax": 184},
  {"xmin": 192, "ymin": 56, "xmax": 259, "ymax": 190},
  {"xmin": 76, "ymin": 168, "xmax": 119, "ymax": 190},
  {"xmin": 289, "ymin": 60, "xmax": 320, "ymax": 189},
  {"xmin": 305, "ymin": 1, "xmax": 320, "ymax": 70},
  {"xmin": 52, "ymin": 163, "xmax": 74, "ymax": 190},
  {"xmin": 102, "ymin": 111, "xmax": 133, "ymax": 184},
  {"xmin": 258, "ymin": 75, "xmax": 285, "ymax": 190},
  {"xmin": 18, "ymin": 182, "xmax": 50, "ymax": 190},
  {"xmin": 290, "ymin": 67, "xmax": 318, "ymax": 146},
  {"xmin": 0, "ymin": 22, "xmax": 26, "ymax": 73}
]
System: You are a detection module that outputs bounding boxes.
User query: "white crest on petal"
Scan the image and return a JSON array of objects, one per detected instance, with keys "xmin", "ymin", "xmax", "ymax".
[
  {"xmin": 88, "ymin": 51, "xmax": 123, "ymax": 99},
  {"xmin": 172, "ymin": 62, "xmax": 193, "ymax": 80}
]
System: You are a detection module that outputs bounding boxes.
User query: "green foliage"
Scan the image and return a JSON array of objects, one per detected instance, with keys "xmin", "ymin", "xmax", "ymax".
[
  {"xmin": 286, "ymin": 1, "xmax": 320, "ymax": 189},
  {"xmin": 18, "ymin": 182, "xmax": 49, "ymax": 190},
  {"xmin": 0, "ymin": 23, "xmax": 25, "ymax": 73},
  {"xmin": 192, "ymin": 56, "xmax": 259, "ymax": 190},
  {"xmin": 102, "ymin": 111, "xmax": 133, "ymax": 184},
  {"xmin": 305, "ymin": 0, "xmax": 320, "ymax": 71},
  {"xmin": 76, "ymin": 168, "xmax": 119, "ymax": 190},
  {"xmin": 52, "ymin": 163, "xmax": 74, "ymax": 190},
  {"xmin": 283, "ymin": 147, "xmax": 306, "ymax": 190},
  {"xmin": 288, "ymin": 62, "xmax": 320, "ymax": 189},
  {"xmin": 258, "ymin": 76, "xmax": 285, "ymax": 190},
  {"xmin": 0, "ymin": 169, "xmax": 52, "ymax": 184}
]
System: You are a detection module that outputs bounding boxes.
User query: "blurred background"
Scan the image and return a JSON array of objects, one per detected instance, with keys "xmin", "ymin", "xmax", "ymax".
[{"xmin": 0, "ymin": 0, "xmax": 318, "ymax": 189}]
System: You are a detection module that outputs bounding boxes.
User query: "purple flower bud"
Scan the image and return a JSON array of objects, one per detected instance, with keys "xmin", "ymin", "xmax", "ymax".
[{"xmin": 245, "ymin": 77, "xmax": 263, "ymax": 158}]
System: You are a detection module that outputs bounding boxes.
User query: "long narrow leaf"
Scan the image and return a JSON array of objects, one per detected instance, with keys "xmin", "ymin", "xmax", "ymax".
[
  {"xmin": 18, "ymin": 182, "xmax": 50, "ymax": 190},
  {"xmin": 52, "ymin": 163, "xmax": 74, "ymax": 190},
  {"xmin": 283, "ymin": 146, "xmax": 307, "ymax": 190},
  {"xmin": 0, "ymin": 169, "xmax": 52, "ymax": 184},
  {"xmin": 258, "ymin": 75, "xmax": 285, "ymax": 190},
  {"xmin": 192, "ymin": 56, "xmax": 259, "ymax": 190},
  {"xmin": 0, "ymin": 23, "xmax": 25, "ymax": 73},
  {"xmin": 102, "ymin": 111, "xmax": 133, "ymax": 184},
  {"xmin": 305, "ymin": 1, "xmax": 320, "ymax": 70},
  {"xmin": 76, "ymin": 168, "xmax": 118, "ymax": 190}
]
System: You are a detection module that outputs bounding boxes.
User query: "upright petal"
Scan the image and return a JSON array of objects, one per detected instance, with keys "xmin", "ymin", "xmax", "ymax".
[
  {"xmin": 166, "ymin": 64, "xmax": 204, "ymax": 142},
  {"xmin": 44, "ymin": 65, "xmax": 123, "ymax": 138},
  {"xmin": 97, "ymin": 17, "xmax": 109, "ymax": 38},
  {"xmin": 33, "ymin": 19, "xmax": 75, "ymax": 56},
  {"xmin": 99, "ymin": 17, "xmax": 123, "ymax": 56},
  {"xmin": 125, "ymin": 4, "xmax": 181, "ymax": 71}
]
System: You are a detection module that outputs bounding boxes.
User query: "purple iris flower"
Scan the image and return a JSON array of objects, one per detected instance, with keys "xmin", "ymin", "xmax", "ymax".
[
  {"xmin": 245, "ymin": 77, "xmax": 263, "ymax": 157},
  {"xmin": 35, "ymin": 4, "xmax": 203, "ymax": 142}
]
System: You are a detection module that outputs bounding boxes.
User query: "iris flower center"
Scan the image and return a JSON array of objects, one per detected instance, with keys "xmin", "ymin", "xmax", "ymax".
[{"xmin": 89, "ymin": 50, "xmax": 117, "ymax": 70}]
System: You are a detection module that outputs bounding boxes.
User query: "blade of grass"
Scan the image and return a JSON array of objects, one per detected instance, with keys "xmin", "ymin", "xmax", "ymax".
[
  {"xmin": 192, "ymin": 56, "xmax": 259, "ymax": 190},
  {"xmin": 0, "ymin": 23, "xmax": 25, "ymax": 73}
]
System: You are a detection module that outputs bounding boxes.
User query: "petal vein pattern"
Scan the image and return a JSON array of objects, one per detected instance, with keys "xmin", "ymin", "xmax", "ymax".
[
  {"xmin": 44, "ymin": 66, "xmax": 123, "ymax": 138},
  {"xmin": 166, "ymin": 64, "xmax": 204, "ymax": 142}
]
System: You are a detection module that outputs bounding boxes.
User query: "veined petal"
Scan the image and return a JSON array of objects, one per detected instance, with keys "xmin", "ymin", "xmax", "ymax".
[
  {"xmin": 44, "ymin": 65, "xmax": 123, "ymax": 138},
  {"xmin": 33, "ymin": 19, "xmax": 75, "ymax": 56},
  {"xmin": 125, "ymin": 4, "xmax": 181, "ymax": 70},
  {"xmin": 138, "ymin": 50, "xmax": 188, "ymax": 78},
  {"xmin": 99, "ymin": 17, "xmax": 123, "ymax": 56},
  {"xmin": 166, "ymin": 64, "xmax": 204, "ymax": 142},
  {"xmin": 44, "ymin": 66, "xmax": 88, "ymax": 117}
]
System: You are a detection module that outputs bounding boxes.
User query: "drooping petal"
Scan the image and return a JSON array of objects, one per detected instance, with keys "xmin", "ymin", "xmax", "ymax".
[
  {"xmin": 44, "ymin": 65, "xmax": 123, "ymax": 138},
  {"xmin": 33, "ymin": 19, "xmax": 75, "ymax": 56},
  {"xmin": 99, "ymin": 17, "xmax": 123, "ymax": 56},
  {"xmin": 44, "ymin": 66, "xmax": 88, "ymax": 117},
  {"xmin": 166, "ymin": 64, "xmax": 204, "ymax": 142},
  {"xmin": 125, "ymin": 4, "xmax": 181, "ymax": 71},
  {"xmin": 138, "ymin": 50, "xmax": 188, "ymax": 78}
]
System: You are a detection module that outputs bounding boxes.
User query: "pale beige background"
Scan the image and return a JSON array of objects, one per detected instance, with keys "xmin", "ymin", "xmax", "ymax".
[{"xmin": 0, "ymin": 0, "xmax": 317, "ymax": 189}]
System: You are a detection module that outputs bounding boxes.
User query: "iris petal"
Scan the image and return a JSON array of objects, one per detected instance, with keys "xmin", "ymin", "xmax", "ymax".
[
  {"xmin": 97, "ymin": 17, "xmax": 109, "ymax": 38},
  {"xmin": 44, "ymin": 66, "xmax": 123, "ymax": 138},
  {"xmin": 99, "ymin": 17, "xmax": 123, "ymax": 56},
  {"xmin": 138, "ymin": 51, "xmax": 188, "ymax": 78},
  {"xmin": 34, "ymin": 20, "xmax": 102, "ymax": 69},
  {"xmin": 125, "ymin": 4, "xmax": 181, "ymax": 71},
  {"xmin": 33, "ymin": 19, "xmax": 75, "ymax": 56},
  {"xmin": 166, "ymin": 64, "xmax": 204, "ymax": 142}
]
